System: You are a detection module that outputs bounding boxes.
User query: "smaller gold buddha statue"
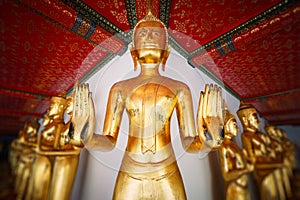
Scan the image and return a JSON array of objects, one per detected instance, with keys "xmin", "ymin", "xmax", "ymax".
[
  {"xmin": 265, "ymin": 123, "xmax": 291, "ymax": 200},
  {"xmin": 9, "ymin": 121, "xmax": 29, "ymax": 178},
  {"xmin": 278, "ymin": 128, "xmax": 296, "ymax": 177},
  {"xmin": 11, "ymin": 118, "xmax": 40, "ymax": 200},
  {"xmin": 25, "ymin": 93, "xmax": 82, "ymax": 200},
  {"xmin": 218, "ymin": 103, "xmax": 253, "ymax": 200},
  {"xmin": 237, "ymin": 102, "xmax": 282, "ymax": 200}
]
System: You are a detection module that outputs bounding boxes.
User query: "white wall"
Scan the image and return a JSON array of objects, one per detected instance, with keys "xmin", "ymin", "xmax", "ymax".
[{"xmin": 70, "ymin": 49, "xmax": 246, "ymax": 200}]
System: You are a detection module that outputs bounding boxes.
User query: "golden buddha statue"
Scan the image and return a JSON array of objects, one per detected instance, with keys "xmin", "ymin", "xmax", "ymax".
[
  {"xmin": 10, "ymin": 118, "xmax": 40, "ymax": 200},
  {"xmin": 218, "ymin": 103, "xmax": 253, "ymax": 200},
  {"xmin": 278, "ymin": 128, "xmax": 296, "ymax": 176},
  {"xmin": 25, "ymin": 94, "xmax": 82, "ymax": 200},
  {"xmin": 237, "ymin": 102, "xmax": 282, "ymax": 200},
  {"xmin": 265, "ymin": 124, "xmax": 292, "ymax": 199},
  {"xmin": 72, "ymin": 8, "xmax": 224, "ymax": 200},
  {"xmin": 9, "ymin": 121, "xmax": 29, "ymax": 178}
]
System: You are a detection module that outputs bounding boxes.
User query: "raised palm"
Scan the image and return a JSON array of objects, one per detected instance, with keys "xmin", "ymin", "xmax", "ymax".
[
  {"xmin": 197, "ymin": 84, "xmax": 224, "ymax": 150},
  {"xmin": 71, "ymin": 82, "xmax": 95, "ymax": 145}
]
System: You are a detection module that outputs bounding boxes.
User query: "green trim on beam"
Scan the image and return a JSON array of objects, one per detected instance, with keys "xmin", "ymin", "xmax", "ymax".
[
  {"xmin": 80, "ymin": 53, "xmax": 117, "ymax": 83},
  {"xmin": 159, "ymin": 0, "xmax": 172, "ymax": 28},
  {"xmin": 169, "ymin": 35, "xmax": 191, "ymax": 59},
  {"xmin": 0, "ymin": 87, "xmax": 51, "ymax": 100},
  {"xmin": 188, "ymin": 61, "xmax": 240, "ymax": 99},
  {"xmin": 67, "ymin": 53, "xmax": 117, "ymax": 96},
  {"xmin": 125, "ymin": 0, "xmax": 138, "ymax": 29},
  {"xmin": 243, "ymin": 88, "xmax": 300, "ymax": 102},
  {"xmin": 62, "ymin": 0, "xmax": 131, "ymax": 43}
]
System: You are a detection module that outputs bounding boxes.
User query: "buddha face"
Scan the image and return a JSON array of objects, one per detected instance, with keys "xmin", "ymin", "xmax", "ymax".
[
  {"xmin": 48, "ymin": 98, "xmax": 66, "ymax": 117},
  {"xmin": 276, "ymin": 128, "xmax": 284, "ymax": 139},
  {"xmin": 25, "ymin": 125, "xmax": 38, "ymax": 142},
  {"xmin": 133, "ymin": 21, "xmax": 167, "ymax": 64},
  {"xmin": 266, "ymin": 126, "xmax": 277, "ymax": 138},
  {"xmin": 42, "ymin": 115, "xmax": 51, "ymax": 126},
  {"xmin": 248, "ymin": 112, "xmax": 260, "ymax": 130},
  {"xmin": 225, "ymin": 118, "xmax": 239, "ymax": 138},
  {"xmin": 65, "ymin": 96, "xmax": 73, "ymax": 115}
]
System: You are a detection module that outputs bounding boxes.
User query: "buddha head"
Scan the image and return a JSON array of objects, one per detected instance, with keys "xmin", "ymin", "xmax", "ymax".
[
  {"xmin": 65, "ymin": 96, "xmax": 73, "ymax": 116},
  {"xmin": 18, "ymin": 121, "xmax": 29, "ymax": 139},
  {"xmin": 224, "ymin": 104, "xmax": 239, "ymax": 139},
  {"xmin": 237, "ymin": 101, "xmax": 260, "ymax": 131},
  {"xmin": 265, "ymin": 122, "xmax": 278, "ymax": 139},
  {"xmin": 48, "ymin": 91, "xmax": 67, "ymax": 118},
  {"xmin": 25, "ymin": 118, "xmax": 40, "ymax": 143},
  {"xmin": 130, "ymin": 9, "xmax": 170, "ymax": 70}
]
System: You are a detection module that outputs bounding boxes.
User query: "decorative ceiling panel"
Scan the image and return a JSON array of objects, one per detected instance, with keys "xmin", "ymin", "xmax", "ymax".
[
  {"xmin": 168, "ymin": 0, "xmax": 281, "ymax": 52},
  {"xmin": 197, "ymin": 20, "xmax": 300, "ymax": 99},
  {"xmin": 135, "ymin": 0, "xmax": 160, "ymax": 21},
  {"xmin": 1, "ymin": 1, "xmax": 110, "ymax": 96},
  {"xmin": 247, "ymin": 91, "xmax": 300, "ymax": 125},
  {"xmin": 20, "ymin": 0, "xmax": 77, "ymax": 28},
  {"xmin": 0, "ymin": 91, "xmax": 49, "ymax": 116},
  {"xmin": 82, "ymin": 0, "xmax": 131, "ymax": 31}
]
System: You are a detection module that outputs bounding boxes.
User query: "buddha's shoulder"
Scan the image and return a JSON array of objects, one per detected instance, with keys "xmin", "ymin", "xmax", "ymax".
[{"xmin": 113, "ymin": 76, "xmax": 190, "ymax": 90}]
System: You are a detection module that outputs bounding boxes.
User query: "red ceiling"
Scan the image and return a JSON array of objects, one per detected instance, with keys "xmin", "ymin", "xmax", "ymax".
[{"xmin": 0, "ymin": 0, "xmax": 299, "ymax": 136}]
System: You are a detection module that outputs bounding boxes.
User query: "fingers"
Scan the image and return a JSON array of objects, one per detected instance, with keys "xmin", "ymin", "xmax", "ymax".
[
  {"xmin": 216, "ymin": 87, "xmax": 223, "ymax": 121},
  {"xmin": 204, "ymin": 84, "xmax": 223, "ymax": 118},
  {"xmin": 80, "ymin": 83, "xmax": 90, "ymax": 117},
  {"xmin": 211, "ymin": 85, "xmax": 218, "ymax": 116},
  {"xmin": 73, "ymin": 82, "xmax": 79, "ymax": 119},
  {"xmin": 73, "ymin": 82, "xmax": 90, "ymax": 118},
  {"xmin": 203, "ymin": 84, "xmax": 209, "ymax": 119},
  {"xmin": 197, "ymin": 91, "xmax": 204, "ymax": 133}
]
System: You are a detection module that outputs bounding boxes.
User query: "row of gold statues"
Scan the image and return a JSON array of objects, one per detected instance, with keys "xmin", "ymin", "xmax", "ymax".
[
  {"xmin": 9, "ymin": 7, "xmax": 296, "ymax": 200},
  {"xmin": 219, "ymin": 102, "xmax": 296, "ymax": 200},
  {"xmin": 9, "ymin": 93, "xmax": 84, "ymax": 200}
]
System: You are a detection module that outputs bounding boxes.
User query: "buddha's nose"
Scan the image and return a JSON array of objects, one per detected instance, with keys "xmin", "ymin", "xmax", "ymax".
[{"xmin": 146, "ymin": 31, "xmax": 154, "ymax": 42}]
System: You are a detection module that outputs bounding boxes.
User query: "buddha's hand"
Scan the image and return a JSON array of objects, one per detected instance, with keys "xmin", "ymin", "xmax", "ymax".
[
  {"xmin": 71, "ymin": 82, "xmax": 95, "ymax": 146},
  {"xmin": 248, "ymin": 163, "xmax": 254, "ymax": 172},
  {"xmin": 197, "ymin": 84, "xmax": 224, "ymax": 151},
  {"xmin": 242, "ymin": 148, "xmax": 256, "ymax": 164}
]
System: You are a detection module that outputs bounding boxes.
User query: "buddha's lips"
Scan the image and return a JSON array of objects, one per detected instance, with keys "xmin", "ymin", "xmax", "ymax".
[{"xmin": 142, "ymin": 43, "xmax": 159, "ymax": 49}]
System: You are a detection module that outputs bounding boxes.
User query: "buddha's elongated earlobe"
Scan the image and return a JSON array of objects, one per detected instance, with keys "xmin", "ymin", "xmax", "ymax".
[
  {"xmin": 161, "ymin": 45, "xmax": 170, "ymax": 71},
  {"xmin": 130, "ymin": 44, "xmax": 138, "ymax": 71}
]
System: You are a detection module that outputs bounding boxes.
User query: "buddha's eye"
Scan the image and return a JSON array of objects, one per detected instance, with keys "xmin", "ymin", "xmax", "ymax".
[
  {"xmin": 153, "ymin": 31, "xmax": 161, "ymax": 36},
  {"xmin": 138, "ymin": 31, "xmax": 146, "ymax": 37}
]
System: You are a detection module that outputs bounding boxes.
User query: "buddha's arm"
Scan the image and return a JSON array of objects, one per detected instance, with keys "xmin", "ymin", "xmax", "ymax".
[
  {"xmin": 36, "ymin": 148, "xmax": 81, "ymax": 155},
  {"xmin": 176, "ymin": 85, "xmax": 202, "ymax": 153},
  {"xmin": 242, "ymin": 135, "xmax": 256, "ymax": 164},
  {"xmin": 38, "ymin": 123, "xmax": 63, "ymax": 150},
  {"xmin": 85, "ymin": 84, "xmax": 125, "ymax": 151},
  {"xmin": 255, "ymin": 162, "xmax": 283, "ymax": 169},
  {"xmin": 219, "ymin": 147, "xmax": 250, "ymax": 182}
]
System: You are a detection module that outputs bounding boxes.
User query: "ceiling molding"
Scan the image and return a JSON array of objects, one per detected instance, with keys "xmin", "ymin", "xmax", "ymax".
[
  {"xmin": 0, "ymin": 87, "xmax": 51, "ymax": 101},
  {"xmin": 78, "ymin": 52, "xmax": 118, "ymax": 84},
  {"xmin": 0, "ymin": 109, "xmax": 44, "ymax": 118},
  {"xmin": 243, "ymin": 88, "xmax": 300, "ymax": 102}
]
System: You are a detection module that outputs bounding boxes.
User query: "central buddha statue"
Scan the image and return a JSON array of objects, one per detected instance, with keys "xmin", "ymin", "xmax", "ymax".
[{"xmin": 72, "ymin": 8, "xmax": 224, "ymax": 200}]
